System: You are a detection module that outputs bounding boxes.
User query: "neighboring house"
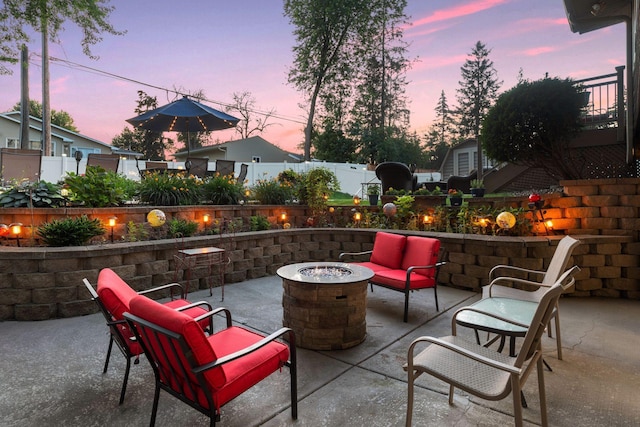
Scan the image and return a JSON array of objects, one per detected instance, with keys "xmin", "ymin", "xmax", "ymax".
[
  {"xmin": 0, "ymin": 111, "xmax": 114, "ymax": 158},
  {"xmin": 172, "ymin": 135, "xmax": 303, "ymax": 163},
  {"xmin": 439, "ymin": 139, "xmax": 494, "ymax": 180}
]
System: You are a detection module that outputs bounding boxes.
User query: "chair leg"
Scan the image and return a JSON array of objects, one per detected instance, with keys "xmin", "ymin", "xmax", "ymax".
[
  {"xmin": 119, "ymin": 356, "xmax": 131, "ymax": 405},
  {"xmin": 403, "ymin": 290, "xmax": 410, "ymax": 323},
  {"xmin": 103, "ymin": 335, "xmax": 114, "ymax": 373},
  {"xmin": 150, "ymin": 383, "xmax": 161, "ymax": 427},
  {"xmin": 553, "ymin": 309, "xmax": 563, "ymax": 360},
  {"xmin": 511, "ymin": 374, "xmax": 523, "ymax": 427},
  {"xmin": 406, "ymin": 372, "xmax": 415, "ymax": 427},
  {"xmin": 537, "ymin": 355, "xmax": 549, "ymax": 427},
  {"xmin": 433, "ymin": 286, "xmax": 439, "ymax": 311},
  {"xmin": 448, "ymin": 385, "xmax": 454, "ymax": 405}
]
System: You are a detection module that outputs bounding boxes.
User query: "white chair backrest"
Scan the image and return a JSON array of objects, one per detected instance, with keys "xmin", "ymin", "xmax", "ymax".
[
  {"xmin": 541, "ymin": 236, "xmax": 580, "ymax": 285},
  {"xmin": 516, "ymin": 266, "xmax": 579, "ymax": 365}
]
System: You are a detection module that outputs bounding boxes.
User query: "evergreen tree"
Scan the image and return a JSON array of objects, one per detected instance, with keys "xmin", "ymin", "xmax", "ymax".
[{"xmin": 455, "ymin": 41, "xmax": 502, "ymax": 178}]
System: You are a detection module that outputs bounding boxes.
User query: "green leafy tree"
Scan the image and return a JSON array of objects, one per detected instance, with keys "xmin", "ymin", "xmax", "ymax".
[
  {"xmin": 0, "ymin": 0, "xmax": 123, "ymax": 64},
  {"xmin": 312, "ymin": 125, "xmax": 358, "ymax": 162},
  {"xmin": 112, "ymin": 91, "xmax": 172, "ymax": 159},
  {"xmin": 456, "ymin": 41, "xmax": 502, "ymax": 179},
  {"xmin": 481, "ymin": 77, "xmax": 584, "ymax": 180},
  {"xmin": 11, "ymin": 99, "xmax": 78, "ymax": 132},
  {"xmin": 285, "ymin": 0, "xmax": 364, "ymax": 161},
  {"xmin": 0, "ymin": 0, "xmax": 124, "ymax": 154}
]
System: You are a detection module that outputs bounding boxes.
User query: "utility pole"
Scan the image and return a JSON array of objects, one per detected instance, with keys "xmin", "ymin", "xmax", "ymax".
[
  {"xmin": 42, "ymin": 22, "xmax": 51, "ymax": 156},
  {"xmin": 20, "ymin": 46, "xmax": 30, "ymax": 149}
]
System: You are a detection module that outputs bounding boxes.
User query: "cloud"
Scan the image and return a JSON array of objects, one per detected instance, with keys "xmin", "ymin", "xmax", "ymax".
[
  {"xmin": 521, "ymin": 45, "xmax": 558, "ymax": 56},
  {"xmin": 409, "ymin": 0, "xmax": 511, "ymax": 29}
]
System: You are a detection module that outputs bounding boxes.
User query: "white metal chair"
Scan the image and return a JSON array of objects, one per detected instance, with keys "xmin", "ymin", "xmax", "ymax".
[
  {"xmin": 485, "ymin": 235, "xmax": 580, "ymax": 360},
  {"xmin": 405, "ymin": 266, "xmax": 579, "ymax": 427}
]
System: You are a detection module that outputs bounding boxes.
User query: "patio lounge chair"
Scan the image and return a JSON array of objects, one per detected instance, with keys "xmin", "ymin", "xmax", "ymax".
[
  {"xmin": 215, "ymin": 159, "xmax": 235, "ymax": 177},
  {"xmin": 0, "ymin": 148, "xmax": 42, "ymax": 185},
  {"xmin": 185, "ymin": 157, "xmax": 210, "ymax": 177},
  {"xmin": 375, "ymin": 162, "xmax": 417, "ymax": 193},
  {"xmin": 485, "ymin": 235, "xmax": 580, "ymax": 360},
  {"xmin": 405, "ymin": 266, "xmax": 579, "ymax": 427},
  {"xmin": 83, "ymin": 268, "xmax": 212, "ymax": 404},
  {"xmin": 124, "ymin": 294, "xmax": 298, "ymax": 427},
  {"xmin": 87, "ymin": 153, "xmax": 120, "ymax": 173},
  {"xmin": 237, "ymin": 163, "xmax": 249, "ymax": 182}
]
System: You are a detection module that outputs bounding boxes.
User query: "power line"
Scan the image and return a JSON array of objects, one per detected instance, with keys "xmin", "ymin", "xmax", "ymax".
[{"xmin": 30, "ymin": 53, "xmax": 307, "ymax": 125}]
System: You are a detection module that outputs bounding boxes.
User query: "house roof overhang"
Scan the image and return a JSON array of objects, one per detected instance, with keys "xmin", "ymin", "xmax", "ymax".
[{"xmin": 563, "ymin": 0, "xmax": 631, "ymax": 34}]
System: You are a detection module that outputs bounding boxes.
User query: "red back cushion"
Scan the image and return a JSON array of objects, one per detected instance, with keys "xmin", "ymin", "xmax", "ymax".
[
  {"xmin": 96, "ymin": 268, "xmax": 138, "ymax": 320},
  {"xmin": 401, "ymin": 237, "xmax": 440, "ymax": 278},
  {"xmin": 128, "ymin": 295, "xmax": 226, "ymax": 394},
  {"xmin": 370, "ymin": 232, "xmax": 406, "ymax": 269}
]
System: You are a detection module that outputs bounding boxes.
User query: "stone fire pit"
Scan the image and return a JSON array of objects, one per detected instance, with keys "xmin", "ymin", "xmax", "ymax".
[{"xmin": 278, "ymin": 262, "xmax": 374, "ymax": 350}]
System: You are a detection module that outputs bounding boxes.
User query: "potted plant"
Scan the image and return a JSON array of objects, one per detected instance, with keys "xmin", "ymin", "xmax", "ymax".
[
  {"xmin": 367, "ymin": 183, "xmax": 380, "ymax": 206},
  {"xmin": 470, "ymin": 179, "xmax": 485, "ymax": 197},
  {"xmin": 448, "ymin": 188, "xmax": 463, "ymax": 206}
]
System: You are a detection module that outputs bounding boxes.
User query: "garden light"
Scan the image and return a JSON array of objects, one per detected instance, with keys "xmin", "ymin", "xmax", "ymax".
[
  {"xmin": 108, "ymin": 216, "xmax": 117, "ymax": 242},
  {"xmin": 353, "ymin": 195, "xmax": 361, "ymax": 205},
  {"xmin": 496, "ymin": 211, "xmax": 516, "ymax": 229},
  {"xmin": 9, "ymin": 223, "xmax": 22, "ymax": 246},
  {"xmin": 147, "ymin": 209, "xmax": 166, "ymax": 227}
]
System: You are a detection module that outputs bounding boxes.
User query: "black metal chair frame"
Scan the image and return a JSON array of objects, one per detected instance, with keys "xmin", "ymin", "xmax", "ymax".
[
  {"xmin": 124, "ymin": 308, "xmax": 298, "ymax": 427},
  {"xmin": 0, "ymin": 148, "xmax": 42, "ymax": 185},
  {"xmin": 236, "ymin": 163, "xmax": 249, "ymax": 182},
  {"xmin": 215, "ymin": 159, "xmax": 235, "ymax": 177},
  {"xmin": 87, "ymin": 153, "xmax": 120, "ymax": 173},
  {"xmin": 83, "ymin": 278, "xmax": 211, "ymax": 405},
  {"xmin": 185, "ymin": 157, "xmax": 210, "ymax": 177}
]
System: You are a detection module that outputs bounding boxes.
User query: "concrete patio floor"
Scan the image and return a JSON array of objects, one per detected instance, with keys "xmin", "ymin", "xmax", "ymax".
[{"xmin": 1, "ymin": 275, "xmax": 639, "ymax": 427}]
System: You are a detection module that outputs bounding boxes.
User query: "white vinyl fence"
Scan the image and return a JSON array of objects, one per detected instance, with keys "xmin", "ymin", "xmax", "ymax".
[{"xmin": 39, "ymin": 157, "xmax": 441, "ymax": 197}]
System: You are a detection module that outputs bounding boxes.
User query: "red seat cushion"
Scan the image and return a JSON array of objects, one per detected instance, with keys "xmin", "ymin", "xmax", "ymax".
[
  {"xmin": 373, "ymin": 269, "xmax": 436, "ymax": 290},
  {"xmin": 352, "ymin": 261, "xmax": 392, "ymax": 274},
  {"xmin": 369, "ymin": 232, "xmax": 406, "ymax": 269}
]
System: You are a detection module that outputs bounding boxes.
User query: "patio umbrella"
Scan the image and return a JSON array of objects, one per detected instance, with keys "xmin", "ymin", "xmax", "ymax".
[{"xmin": 126, "ymin": 96, "xmax": 239, "ymax": 155}]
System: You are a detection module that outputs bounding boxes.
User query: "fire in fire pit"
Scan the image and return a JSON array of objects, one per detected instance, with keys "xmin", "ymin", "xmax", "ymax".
[{"xmin": 298, "ymin": 266, "xmax": 353, "ymax": 278}]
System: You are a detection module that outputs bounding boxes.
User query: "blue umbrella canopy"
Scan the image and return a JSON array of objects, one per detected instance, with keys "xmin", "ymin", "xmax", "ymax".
[{"xmin": 126, "ymin": 96, "xmax": 239, "ymax": 154}]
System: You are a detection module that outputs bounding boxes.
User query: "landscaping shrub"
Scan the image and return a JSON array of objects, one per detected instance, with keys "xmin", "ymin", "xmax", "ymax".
[
  {"xmin": 252, "ymin": 177, "xmax": 295, "ymax": 205},
  {"xmin": 64, "ymin": 166, "xmax": 131, "ymax": 207},
  {"xmin": 250, "ymin": 215, "xmax": 271, "ymax": 231},
  {"xmin": 167, "ymin": 218, "xmax": 198, "ymax": 238},
  {"xmin": 37, "ymin": 215, "xmax": 105, "ymax": 246},
  {"xmin": 0, "ymin": 181, "xmax": 64, "ymax": 208},
  {"xmin": 138, "ymin": 171, "xmax": 201, "ymax": 206},
  {"xmin": 201, "ymin": 174, "xmax": 244, "ymax": 205}
]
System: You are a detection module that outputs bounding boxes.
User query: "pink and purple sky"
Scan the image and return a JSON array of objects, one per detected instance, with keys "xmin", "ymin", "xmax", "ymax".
[{"xmin": 0, "ymin": 0, "xmax": 627, "ymax": 156}]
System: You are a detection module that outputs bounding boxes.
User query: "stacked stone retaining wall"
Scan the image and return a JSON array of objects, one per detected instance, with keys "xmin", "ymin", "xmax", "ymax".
[{"xmin": 0, "ymin": 229, "xmax": 636, "ymax": 321}]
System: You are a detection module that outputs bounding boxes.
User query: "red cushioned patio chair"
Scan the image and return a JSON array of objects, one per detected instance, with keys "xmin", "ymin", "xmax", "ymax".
[
  {"xmin": 124, "ymin": 295, "xmax": 297, "ymax": 427},
  {"xmin": 340, "ymin": 232, "xmax": 445, "ymax": 322},
  {"xmin": 83, "ymin": 268, "xmax": 212, "ymax": 404}
]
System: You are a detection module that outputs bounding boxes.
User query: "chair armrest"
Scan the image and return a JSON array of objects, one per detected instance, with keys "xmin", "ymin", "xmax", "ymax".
[
  {"xmin": 193, "ymin": 327, "xmax": 295, "ymax": 374},
  {"xmin": 406, "ymin": 261, "xmax": 446, "ymax": 285},
  {"xmin": 138, "ymin": 282, "xmax": 186, "ymax": 299},
  {"xmin": 489, "ymin": 265, "xmax": 545, "ymax": 281},
  {"xmin": 191, "ymin": 306, "xmax": 233, "ymax": 329},
  {"xmin": 405, "ymin": 336, "xmax": 521, "ymax": 375},
  {"xmin": 486, "ymin": 276, "xmax": 551, "ymax": 298},
  {"xmin": 339, "ymin": 250, "xmax": 372, "ymax": 261}
]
